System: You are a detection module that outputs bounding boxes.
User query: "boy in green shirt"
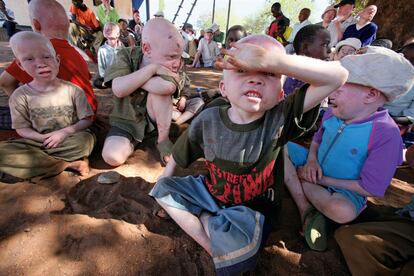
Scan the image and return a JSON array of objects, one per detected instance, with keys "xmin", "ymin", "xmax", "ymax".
[{"xmin": 102, "ymin": 18, "xmax": 183, "ymax": 166}]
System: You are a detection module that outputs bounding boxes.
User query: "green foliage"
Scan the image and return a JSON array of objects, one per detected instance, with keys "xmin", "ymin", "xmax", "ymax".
[
  {"xmin": 196, "ymin": 6, "xmax": 243, "ymax": 33},
  {"xmin": 158, "ymin": 0, "xmax": 165, "ymax": 11},
  {"xmin": 196, "ymin": 0, "xmax": 315, "ymax": 35},
  {"xmin": 243, "ymin": 0, "xmax": 316, "ymax": 35}
]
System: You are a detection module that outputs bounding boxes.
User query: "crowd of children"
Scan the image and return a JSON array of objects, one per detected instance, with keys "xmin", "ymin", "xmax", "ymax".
[{"xmin": 0, "ymin": 0, "xmax": 414, "ymax": 275}]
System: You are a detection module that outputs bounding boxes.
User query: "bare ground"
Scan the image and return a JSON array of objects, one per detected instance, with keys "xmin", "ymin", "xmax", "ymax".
[{"xmin": 0, "ymin": 41, "xmax": 413, "ymax": 275}]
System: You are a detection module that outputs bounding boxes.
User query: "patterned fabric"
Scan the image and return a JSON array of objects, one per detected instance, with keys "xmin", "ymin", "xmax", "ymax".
[{"xmin": 9, "ymin": 80, "xmax": 93, "ymax": 133}]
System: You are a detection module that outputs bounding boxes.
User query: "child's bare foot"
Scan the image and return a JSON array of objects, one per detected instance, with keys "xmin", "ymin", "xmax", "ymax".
[{"xmin": 66, "ymin": 159, "xmax": 90, "ymax": 176}]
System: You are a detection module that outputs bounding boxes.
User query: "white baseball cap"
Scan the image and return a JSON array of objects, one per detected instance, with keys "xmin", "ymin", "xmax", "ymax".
[
  {"xmin": 334, "ymin": 38, "xmax": 362, "ymax": 52},
  {"xmin": 340, "ymin": 46, "xmax": 414, "ymax": 101}
]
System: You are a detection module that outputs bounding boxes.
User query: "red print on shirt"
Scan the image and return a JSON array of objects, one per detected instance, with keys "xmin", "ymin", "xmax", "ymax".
[{"xmin": 204, "ymin": 160, "xmax": 276, "ymax": 204}]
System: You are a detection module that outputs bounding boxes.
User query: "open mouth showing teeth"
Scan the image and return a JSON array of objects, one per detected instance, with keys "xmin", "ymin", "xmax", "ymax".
[{"xmin": 245, "ymin": 91, "xmax": 262, "ymax": 98}]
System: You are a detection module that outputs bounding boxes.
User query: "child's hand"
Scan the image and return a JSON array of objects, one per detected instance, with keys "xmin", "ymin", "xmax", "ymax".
[
  {"xmin": 43, "ymin": 129, "xmax": 69, "ymax": 149},
  {"xmin": 299, "ymin": 159, "xmax": 323, "ymax": 184},
  {"xmin": 177, "ymin": 97, "xmax": 187, "ymax": 112},
  {"xmin": 155, "ymin": 65, "xmax": 180, "ymax": 83},
  {"xmin": 219, "ymin": 43, "xmax": 273, "ymax": 72}
]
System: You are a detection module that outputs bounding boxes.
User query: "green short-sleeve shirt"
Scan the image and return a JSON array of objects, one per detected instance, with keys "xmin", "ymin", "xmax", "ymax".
[{"xmin": 104, "ymin": 46, "xmax": 183, "ymax": 142}]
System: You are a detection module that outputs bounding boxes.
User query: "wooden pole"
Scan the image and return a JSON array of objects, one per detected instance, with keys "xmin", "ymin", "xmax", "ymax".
[
  {"xmin": 145, "ymin": 0, "xmax": 150, "ymax": 21},
  {"xmin": 225, "ymin": 0, "xmax": 231, "ymax": 35},
  {"xmin": 172, "ymin": 0, "xmax": 185, "ymax": 24},
  {"xmin": 212, "ymin": 0, "xmax": 216, "ymax": 24}
]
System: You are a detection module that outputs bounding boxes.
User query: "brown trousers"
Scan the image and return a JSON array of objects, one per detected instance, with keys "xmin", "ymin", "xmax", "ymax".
[
  {"xmin": 0, "ymin": 131, "xmax": 95, "ymax": 180},
  {"xmin": 335, "ymin": 217, "xmax": 414, "ymax": 276}
]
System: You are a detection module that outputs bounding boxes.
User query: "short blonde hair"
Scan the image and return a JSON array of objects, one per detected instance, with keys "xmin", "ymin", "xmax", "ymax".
[
  {"xmin": 10, "ymin": 31, "xmax": 56, "ymax": 60},
  {"xmin": 103, "ymin": 22, "xmax": 120, "ymax": 38}
]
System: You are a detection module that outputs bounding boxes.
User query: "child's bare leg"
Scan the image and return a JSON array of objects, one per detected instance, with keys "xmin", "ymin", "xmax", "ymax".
[
  {"xmin": 65, "ymin": 159, "xmax": 90, "ymax": 176},
  {"xmin": 302, "ymin": 181, "xmax": 358, "ymax": 224},
  {"xmin": 284, "ymin": 148, "xmax": 313, "ymax": 220},
  {"xmin": 102, "ymin": 136, "xmax": 134, "ymax": 166},
  {"xmin": 175, "ymin": 111, "xmax": 196, "ymax": 125},
  {"xmin": 199, "ymin": 212, "xmax": 212, "ymax": 239},
  {"xmin": 156, "ymin": 199, "xmax": 212, "ymax": 255},
  {"xmin": 146, "ymin": 94, "xmax": 173, "ymax": 144}
]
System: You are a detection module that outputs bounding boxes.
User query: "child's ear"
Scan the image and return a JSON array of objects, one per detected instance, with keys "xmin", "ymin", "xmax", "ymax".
[
  {"xmin": 31, "ymin": 19, "xmax": 41, "ymax": 33},
  {"xmin": 55, "ymin": 54, "xmax": 61, "ymax": 66},
  {"xmin": 365, "ymin": 88, "xmax": 382, "ymax": 103},
  {"xmin": 300, "ymin": 42, "xmax": 309, "ymax": 56},
  {"xmin": 141, "ymin": 42, "xmax": 151, "ymax": 55},
  {"xmin": 279, "ymin": 89, "xmax": 285, "ymax": 99},
  {"xmin": 219, "ymin": 80, "xmax": 227, "ymax": 97}
]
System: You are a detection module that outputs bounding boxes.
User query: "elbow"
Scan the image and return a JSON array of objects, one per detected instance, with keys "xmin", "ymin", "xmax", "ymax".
[
  {"xmin": 84, "ymin": 117, "xmax": 94, "ymax": 128},
  {"xmin": 0, "ymin": 81, "xmax": 14, "ymax": 96},
  {"xmin": 112, "ymin": 78, "xmax": 126, "ymax": 98},
  {"xmin": 335, "ymin": 66, "xmax": 349, "ymax": 88}
]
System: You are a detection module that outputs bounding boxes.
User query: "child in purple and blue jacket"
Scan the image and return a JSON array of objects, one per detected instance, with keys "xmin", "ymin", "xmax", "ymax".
[{"xmin": 284, "ymin": 46, "xmax": 414, "ymax": 251}]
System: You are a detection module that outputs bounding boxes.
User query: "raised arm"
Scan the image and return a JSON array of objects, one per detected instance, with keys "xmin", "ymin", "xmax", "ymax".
[{"xmin": 221, "ymin": 42, "xmax": 348, "ymax": 112}]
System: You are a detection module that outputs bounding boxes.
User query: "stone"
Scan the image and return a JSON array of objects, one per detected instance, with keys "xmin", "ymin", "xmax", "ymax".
[{"xmin": 97, "ymin": 171, "xmax": 121, "ymax": 185}]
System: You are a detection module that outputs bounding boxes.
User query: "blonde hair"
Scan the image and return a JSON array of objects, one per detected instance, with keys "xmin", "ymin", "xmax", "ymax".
[
  {"xmin": 103, "ymin": 22, "xmax": 120, "ymax": 38},
  {"xmin": 10, "ymin": 31, "xmax": 56, "ymax": 59}
]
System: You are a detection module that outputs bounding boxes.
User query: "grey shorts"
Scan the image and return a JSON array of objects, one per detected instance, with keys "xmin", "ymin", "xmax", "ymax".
[{"xmin": 185, "ymin": 97, "xmax": 205, "ymax": 114}]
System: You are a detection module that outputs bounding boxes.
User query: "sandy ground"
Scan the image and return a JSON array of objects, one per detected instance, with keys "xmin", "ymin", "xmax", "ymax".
[{"xmin": 0, "ymin": 41, "xmax": 413, "ymax": 275}]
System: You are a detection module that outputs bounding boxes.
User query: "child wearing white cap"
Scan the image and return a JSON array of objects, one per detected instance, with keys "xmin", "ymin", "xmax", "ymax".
[
  {"xmin": 285, "ymin": 46, "xmax": 414, "ymax": 251},
  {"xmin": 332, "ymin": 37, "xmax": 361, "ymax": 60}
]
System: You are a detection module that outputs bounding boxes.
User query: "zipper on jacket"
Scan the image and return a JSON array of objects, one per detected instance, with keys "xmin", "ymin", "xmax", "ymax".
[{"xmin": 320, "ymin": 122, "xmax": 347, "ymax": 166}]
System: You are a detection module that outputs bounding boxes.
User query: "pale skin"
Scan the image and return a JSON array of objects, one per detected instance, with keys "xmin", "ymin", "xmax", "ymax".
[
  {"xmin": 284, "ymin": 85, "xmax": 387, "ymax": 224},
  {"xmin": 334, "ymin": 4, "xmax": 354, "ymax": 42},
  {"xmin": 101, "ymin": 18, "xmax": 183, "ymax": 167},
  {"xmin": 172, "ymin": 61, "xmax": 197, "ymax": 125},
  {"xmin": 11, "ymin": 33, "xmax": 93, "ymax": 176},
  {"xmin": 190, "ymin": 32, "xmax": 214, "ymax": 67},
  {"xmin": 357, "ymin": 5, "xmax": 377, "ymax": 26},
  {"xmin": 155, "ymin": 35, "xmax": 348, "ymax": 255},
  {"xmin": 0, "ymin": 0, "xmax": 70, "ymax": 95}
]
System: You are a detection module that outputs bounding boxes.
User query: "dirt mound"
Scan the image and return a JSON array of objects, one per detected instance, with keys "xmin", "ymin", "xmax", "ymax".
[
  {"xmin": 63, "ymin": 174, "xmax": 154, "ymax": 224},
  {"xmin": 59, "ymin": 173, "xmax": 215, "ymax": 275},
  {"xmin": 57, "ymin": 173, "xmax": 350, "ymax": 275}
]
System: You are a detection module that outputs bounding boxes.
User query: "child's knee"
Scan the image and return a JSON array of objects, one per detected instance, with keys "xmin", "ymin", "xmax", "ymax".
[
  {"xmin": 324, "ymin": 199, "xmax": 357, "ymax": 224},
  {"xmin": 102, "ymin": 150, "xmax": 127, "ymax": 167},
  {"xmin": 101, "ymin": 138, "xmax": 133, "ymax": 166}
]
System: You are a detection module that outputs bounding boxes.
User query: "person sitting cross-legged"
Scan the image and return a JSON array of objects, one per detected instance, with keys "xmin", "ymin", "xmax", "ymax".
[
  {"xmin": 0, "ymin": 32, "xmax": 95, "ymax": 180},
  {"xmin": 284, "ymin": 46, "xmax": 414, "ymax": 251}
]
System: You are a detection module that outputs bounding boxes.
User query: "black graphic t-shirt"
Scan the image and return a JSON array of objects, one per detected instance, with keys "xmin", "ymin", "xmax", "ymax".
[{"xmin": 173, "ymin": 84, "xmax": 319, "ymax": 206}]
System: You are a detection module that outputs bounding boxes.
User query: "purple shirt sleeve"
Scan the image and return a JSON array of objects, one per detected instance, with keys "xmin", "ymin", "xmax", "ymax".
[
  {"xmin": 312, "ymin": 108, "xmax": 334, "ymax": 144},
  {"xmin": 358, "ymin": 115, "xmax": 403, "ymax": 196}
]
